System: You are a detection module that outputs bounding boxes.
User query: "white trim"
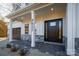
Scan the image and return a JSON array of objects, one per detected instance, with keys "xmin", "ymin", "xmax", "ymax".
[
  {"xmin": 7, "ymin": 3, "xmax": 34, "ymax": 17},
  {"xmin": 7, "ymin": 4, "xmax": 53, "ymax": 19}
]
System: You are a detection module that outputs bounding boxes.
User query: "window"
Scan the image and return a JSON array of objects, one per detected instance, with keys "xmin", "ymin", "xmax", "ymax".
[
  {"xmin": 50, "ymin": 22, "xmax": 56, "ymax": 26},
  {"xmin": 25, "ymin": 24, "xmax": 29, "ymax": 34}
]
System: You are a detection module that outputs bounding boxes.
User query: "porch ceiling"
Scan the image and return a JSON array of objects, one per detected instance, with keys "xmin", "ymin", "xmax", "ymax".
[
  {"xmin": 6, "ymin": 3, "xmax": 53, "ymax": 19},
  {"xmin": 8, "ymin": 3, "xmax": 67, "ymax": 23},
  {"xmin": 12, "ymin": 13, "xmax": 31, "ymax": 22},
  {"xmin": 35, "ymin": 3, "xmax": 67, "ymax": 16}
]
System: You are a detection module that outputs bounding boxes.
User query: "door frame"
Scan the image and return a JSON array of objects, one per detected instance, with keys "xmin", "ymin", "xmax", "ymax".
[{"xmin": 44, "ymin": 18, "xmax": 63, "ymax": 43}]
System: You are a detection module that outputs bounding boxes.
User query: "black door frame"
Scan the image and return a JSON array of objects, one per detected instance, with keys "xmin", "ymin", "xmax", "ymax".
[{"xmin": 44, "ymin": 18, "xmax": 63, "ymax": 43}]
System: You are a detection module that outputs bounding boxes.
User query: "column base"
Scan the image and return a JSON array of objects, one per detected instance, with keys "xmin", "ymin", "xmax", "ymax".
[
  {"xmin": 31, "ymin": 39, "xmax": 35, "ymax": 47},
  {"xmin": 67, "ymin": 48, "xmax": 75, "ymax": 56},
  {"xmin": 9, "ymin": 40, "xmax": 13, "ymax": 42}
]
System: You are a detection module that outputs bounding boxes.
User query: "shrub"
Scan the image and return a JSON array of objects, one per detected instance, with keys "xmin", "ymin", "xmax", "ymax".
[
  {"xmin": 10, "ymin": 46, "xmax": 18, "ymax": 52},
  {"xmin": 6, "ymin": 44, "xmax": 11, "ymax": 48},
  {"xmin": 18, "ymin": 48, "xmax": 29, "ymax": 56}
]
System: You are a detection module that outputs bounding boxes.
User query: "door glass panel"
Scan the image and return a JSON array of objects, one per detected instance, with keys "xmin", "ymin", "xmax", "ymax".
[
  {"xmin": 25, "ymin": 24, "xmax": 29, "ymax": 34},
  {"xmin": 50, "ymin": 22, "xmax": 56, "ymax": 26}
]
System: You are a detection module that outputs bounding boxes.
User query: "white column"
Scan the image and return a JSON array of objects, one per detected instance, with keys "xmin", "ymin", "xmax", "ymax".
[
  {"xmin": 76, "ymin": 4, "xmax": 79, "ymax": 37},
  {"xmin": 31, "ymin": 11, "xmax": 35, "ymax": 47},
  {"xmin": 67, "ymin": 3, "xmax": 77, "ymax": 55},
  {"xmin": 9, "ymin": 20, "xmax": 13, "ymax": 42}
]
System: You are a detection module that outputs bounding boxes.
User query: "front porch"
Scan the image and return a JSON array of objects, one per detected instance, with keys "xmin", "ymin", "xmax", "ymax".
[
  {"xmin": 9, "ymin": 40, "xmax": 66, "ymax": 56},
  {"xmin": 6, "ymin": 3, "xmax": 79, "ymax": 56}
]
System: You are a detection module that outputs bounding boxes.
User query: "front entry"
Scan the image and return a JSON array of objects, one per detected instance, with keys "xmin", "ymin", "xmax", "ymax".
[
  {"xmin": 44, "ymin": 18, "xmax": 63, "ymax": 43},
  {"xmin": 12, "ymin": 28, "xmax": 21, "ymax": 40}
]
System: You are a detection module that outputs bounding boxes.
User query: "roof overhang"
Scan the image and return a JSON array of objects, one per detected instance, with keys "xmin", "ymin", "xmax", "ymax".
[{"xmin": 6, "ymin": 3, "xmax": 53, "ymax": 19}]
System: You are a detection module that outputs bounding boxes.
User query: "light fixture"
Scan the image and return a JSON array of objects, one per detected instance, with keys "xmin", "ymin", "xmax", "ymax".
[{"xmin": 51, "ymin": 8, "xmax": 54, "ymax": 11}]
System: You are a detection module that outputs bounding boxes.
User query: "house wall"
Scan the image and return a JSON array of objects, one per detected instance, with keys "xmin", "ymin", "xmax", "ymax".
[
  {"xmin": 35, "ymin": 21, "xmax": 44, "ymax": 35},
  {"xmin": 35, "ymin": 6, "xmax": 66, "ymax": 36},
  {"xmin": 8, "ymin": 21, "xmax": 25, "ymax": 35},
  {"xmin": 27, "ymin": 6, "xmax": 67, "ymax": 42},
  {"xmin": 22, "ymin": 3, "xmax": 67, "ymax": 37},
  {"xmin": 76, "ymin": 4, "xmax": 79, "ymax": 38},
  {"xmin": 12, "ymin": 4, "xmax": 67, "ymax": 42}
]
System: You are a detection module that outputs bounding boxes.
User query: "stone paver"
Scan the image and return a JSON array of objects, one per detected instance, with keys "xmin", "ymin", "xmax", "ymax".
[
  {"xmin": 28, "ymin": 49, "xmax": 51, "ymax": 56},
  {"xmin": 0, "ymin": 39, "xmax": 67, "ymax": 56},
  {"xmin": 0, "ymin": 39, "xmax": 18, "ymax": 56}
]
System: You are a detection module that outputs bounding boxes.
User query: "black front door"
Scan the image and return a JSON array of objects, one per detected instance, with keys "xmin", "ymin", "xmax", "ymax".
[{"xmin": 44, "ymin": 18, "xmax": 63, "ymax": 43}]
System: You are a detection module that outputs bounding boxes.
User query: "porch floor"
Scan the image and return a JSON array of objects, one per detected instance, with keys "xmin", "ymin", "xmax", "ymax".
[{"xmin": 10, "ymin": 40, "xmax": 67, "ymax": 56}]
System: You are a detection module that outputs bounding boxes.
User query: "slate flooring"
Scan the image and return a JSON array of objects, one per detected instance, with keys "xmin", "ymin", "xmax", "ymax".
[{"xmin": 10, "ymin": 40, "xmax": 67, "ymax": 56}]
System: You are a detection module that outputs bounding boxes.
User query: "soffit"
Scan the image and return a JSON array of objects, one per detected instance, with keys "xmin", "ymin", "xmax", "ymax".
[{"xmin": 6, "ymin": 3, "xmax": 52, "ymax": 19}]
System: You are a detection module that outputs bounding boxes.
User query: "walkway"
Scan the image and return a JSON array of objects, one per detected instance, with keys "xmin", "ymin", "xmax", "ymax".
[{"xmin": 10, "ymin": 40, "xmax": 67, "ymax": 56}]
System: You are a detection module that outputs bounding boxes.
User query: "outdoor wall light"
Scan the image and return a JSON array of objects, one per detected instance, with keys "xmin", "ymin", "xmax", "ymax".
[{"xmin": 51, "ymin": 8, "xmax": 54, "ymax": 11}]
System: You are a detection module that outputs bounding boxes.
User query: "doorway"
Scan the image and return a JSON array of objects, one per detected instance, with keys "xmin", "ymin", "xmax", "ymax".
[
  {"xmin": 44, "ymin": 18, "xmax": 63, "ymax": 43},
  {"xmin": 12, "ymin": 28, "xmax": 21, "ymax": 40}
]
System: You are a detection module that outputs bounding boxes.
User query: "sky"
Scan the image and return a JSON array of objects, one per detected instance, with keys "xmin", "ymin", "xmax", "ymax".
[{"xmin": 0, "ymin": 3, "xmax": 13, "ymax": 22}]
